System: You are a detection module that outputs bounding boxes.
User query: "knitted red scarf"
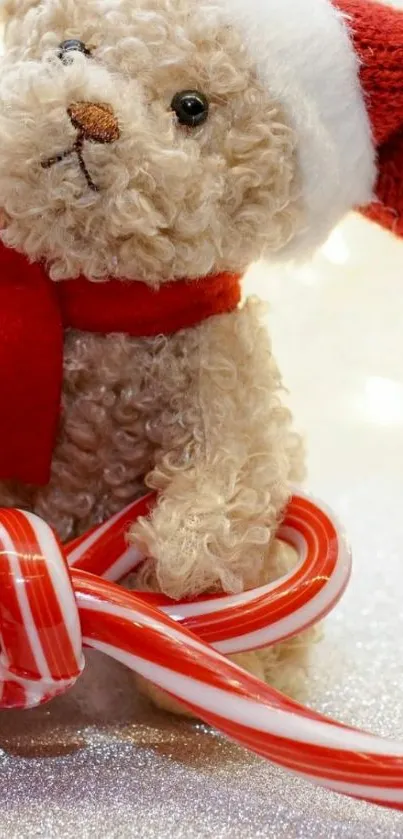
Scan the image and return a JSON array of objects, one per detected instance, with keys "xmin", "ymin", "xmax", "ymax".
[{"xmin": 0, "ymin": 244, "xmax": 241, "ymax": 486}]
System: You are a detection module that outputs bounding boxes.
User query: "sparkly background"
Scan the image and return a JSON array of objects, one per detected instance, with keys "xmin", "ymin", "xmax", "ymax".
[{"xmin": 1, "ymin": 214, "xmax": 403, "ymax": 837}]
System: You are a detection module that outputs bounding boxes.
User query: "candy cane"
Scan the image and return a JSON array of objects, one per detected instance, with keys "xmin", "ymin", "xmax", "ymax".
[
  {"xmin": 66, "ymin": 492, "xmax": 154, "ymax": 580},
  {"xmin": 2, "ymin": 500, "xmax": 403, "ymax": 811},
  {"xmin": 67, "ymin": 492, "xmax": 351, "ymax": 654},
  {"xmin": 74, "ymin": 572, "xmax": 403, "ymax": 811},
  {"xmin": 0, "ymin": 508, "xmax": 84, "ymax": 708}
]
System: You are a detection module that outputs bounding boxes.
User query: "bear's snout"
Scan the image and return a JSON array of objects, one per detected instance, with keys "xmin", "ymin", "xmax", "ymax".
[{"xmin": 67, "ymin": 102, "xmax": 120, "ymax": 145}]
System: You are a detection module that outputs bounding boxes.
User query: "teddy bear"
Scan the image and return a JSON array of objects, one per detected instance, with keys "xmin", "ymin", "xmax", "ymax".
[{"xmin": 0, "ymin": 0, "xmax": 401, "ymax": 713}]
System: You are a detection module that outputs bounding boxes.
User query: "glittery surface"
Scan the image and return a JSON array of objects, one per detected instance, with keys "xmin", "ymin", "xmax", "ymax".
[{"xmin": 2, "ymin": 221, "xmax": 403, "ymax": 837}]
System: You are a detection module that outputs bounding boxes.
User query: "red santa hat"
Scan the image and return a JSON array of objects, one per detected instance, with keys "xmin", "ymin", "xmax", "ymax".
[{"xmin": 221, "ymin": 0, "xmax": 403, "ymax": 255}]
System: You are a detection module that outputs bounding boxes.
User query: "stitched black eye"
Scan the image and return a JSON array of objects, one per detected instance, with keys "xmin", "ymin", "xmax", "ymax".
[
  {"xmin": 58, "ymin": 40, "xmax": 92, "ymax": 63},
  {"xmin": 170, "ymin": 90, "xmax": 209, "ymax": 128}
]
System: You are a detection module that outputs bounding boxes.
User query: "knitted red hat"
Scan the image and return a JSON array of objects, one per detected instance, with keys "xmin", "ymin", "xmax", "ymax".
[
  {"xmin": 335, "ymin": 0, "xmax": 403, "ymax": 236},
  {"xmin": 222, "ymin": 0, "xmax": 403, "ymax": 253}
]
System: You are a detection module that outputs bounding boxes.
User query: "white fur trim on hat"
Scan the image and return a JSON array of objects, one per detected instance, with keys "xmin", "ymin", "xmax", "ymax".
[{"xmin": 218, "ymin": 0, "xmax": 377, "ymax": 258}]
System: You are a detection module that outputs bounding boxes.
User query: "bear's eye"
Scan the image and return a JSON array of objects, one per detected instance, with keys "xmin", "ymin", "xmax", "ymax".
[
  {"xmin": 58, "ymin": 40, "xmax": 92, "ymax": 63},
  {"xmin": 170, "ymin": 90, "xmax": 209, "ymax": 128}
]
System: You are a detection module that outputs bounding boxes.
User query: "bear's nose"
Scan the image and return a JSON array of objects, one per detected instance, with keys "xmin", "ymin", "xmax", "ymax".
[{"xmin": 67, "ymin": 102, "xmax": 120, "ymax": 144}]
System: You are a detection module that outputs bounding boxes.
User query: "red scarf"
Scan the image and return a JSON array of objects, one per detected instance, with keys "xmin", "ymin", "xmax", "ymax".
[{"xmin": 0, "ymin": 244, "xmax": 241, "ymax": 486}]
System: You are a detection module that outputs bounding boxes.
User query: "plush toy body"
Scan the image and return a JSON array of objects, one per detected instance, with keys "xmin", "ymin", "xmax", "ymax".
[{"xmin": 0, "ymin": 0, "xmax": 401, "ymax": 708}]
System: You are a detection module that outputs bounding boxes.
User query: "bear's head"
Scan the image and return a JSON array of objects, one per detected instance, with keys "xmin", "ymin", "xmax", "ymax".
[{"xmin": 0, "ymin": 0, "xmax": 376, "ymax": 284}]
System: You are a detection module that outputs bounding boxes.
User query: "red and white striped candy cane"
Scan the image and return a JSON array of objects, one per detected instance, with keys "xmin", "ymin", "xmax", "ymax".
[
  {"xmin": 66, "ymin": 492, "xmax": 154, "ymax": 580},
  {"xmin": 67, "ymin": 492, "xmax": 351, "ymax": 655},
  {"xmin": 73, "ymin": 572, "xmax": 403, "ymax": 811},
  {"xmin": 2, "ymin": 496, "xmax": 403, "ymax": 811},
  {"xmin": 0, "ymin": 508, "xmax": 84, "ymax": 708}
]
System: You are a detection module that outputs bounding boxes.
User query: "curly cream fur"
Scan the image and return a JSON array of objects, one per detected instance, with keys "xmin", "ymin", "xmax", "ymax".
[
  {"xmin": 0, "ymin": 0, "xmax": 314, "ymax": 707},
  {"xmin": 129, "ymin": 298, "xmax": 304, "ymax": 598}
]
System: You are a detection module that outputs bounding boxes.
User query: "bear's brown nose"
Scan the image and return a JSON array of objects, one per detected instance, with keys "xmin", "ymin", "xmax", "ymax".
[{"xmin": 67, "ymin": 102, "xmax": 120, "ymax": 144}]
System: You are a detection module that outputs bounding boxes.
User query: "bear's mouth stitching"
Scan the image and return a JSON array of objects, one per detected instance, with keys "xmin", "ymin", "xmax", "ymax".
[
  {"xmin": 41, "ymin": 102, "xmax": 121, "ymax": 192},
  {"xmin": 42, "ymin": 136, "xmax": 100, "ymax": 192}
]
